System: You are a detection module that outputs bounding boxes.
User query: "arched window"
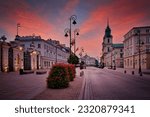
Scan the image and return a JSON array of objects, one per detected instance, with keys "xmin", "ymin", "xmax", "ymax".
[{"xmin": 108, "ymin": 38, "xmax": 110, "ymax": 43}]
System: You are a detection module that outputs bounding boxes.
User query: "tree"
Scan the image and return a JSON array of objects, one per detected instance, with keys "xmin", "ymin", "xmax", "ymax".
[{"xmin": 67, "ymin": 54, "xmax": 79, "ymax": 65}]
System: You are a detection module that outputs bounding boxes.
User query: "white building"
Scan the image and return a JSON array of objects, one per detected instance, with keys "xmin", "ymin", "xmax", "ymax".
[
  {"xmin": 124, "ymin": 26, "xmax": 150, "ymax": 69},
  {"xmin": 15, "ymin": 35, "xmax": 69, "ymax": 70},
  {"xmin": 81, "ymin": 55, "xmax": 96, "ymax": 66},
  {"xmin": 105, "ymin": 44, "xmax": 124, "ymax": 68}
]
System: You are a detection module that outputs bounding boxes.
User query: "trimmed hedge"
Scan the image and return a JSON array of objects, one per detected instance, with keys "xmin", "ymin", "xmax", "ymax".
[
  {"xmin": 47, "ymin": 63, "xmax": 76, "ymax": 89},
  {"xmin": 67, "ymin": 64, "xmax": 76, "ymax": 81},
  {"xmin": 47, "ymin": 64, "xmax": 69, "ymax": 89}
]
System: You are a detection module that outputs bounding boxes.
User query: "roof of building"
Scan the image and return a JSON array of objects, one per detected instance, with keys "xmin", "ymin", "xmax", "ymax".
[
  {"xmin": 112, "ymin": 43, "xmax": 124, "ymax": 48},
  {"xmin": 15, "ymin": 35, "xmax": 70, "ymax": 53},
  {"xmin": 82, "ymin": 55, "xmax": 96, "ymax": 60},
  {"xmin": 132, "ymin": 26, "xmax": 150, "ymax": 29},
  {"xmin": 124, "ymin": 26, "xmax": 150, "ymax": 37},
  {"xmin": 104, "ymin": 19, "xmax": 113, "ymax": 38}
]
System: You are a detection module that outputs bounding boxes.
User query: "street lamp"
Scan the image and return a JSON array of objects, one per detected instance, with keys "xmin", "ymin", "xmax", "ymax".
[
  {"xmin": 135, "ymin": 30, "xmax": 144, "ymax": 76},
  {"xmin": 73, "ymin": 29, "xmax": 79, "ymax": 54},
  {"xmin": 55, "ymin": 45, "xmax": 58, "ymax": 64},
  {"xmin": 0, "ymin": 35, "xmax": 7, "ymax": 42},
  {"xmin": 111, "ymin": 50, "xmax": 112, "ymax": 69},
  {"xmin": 64, "ymin": 15, "xmax": 77, "ymax": 55}
]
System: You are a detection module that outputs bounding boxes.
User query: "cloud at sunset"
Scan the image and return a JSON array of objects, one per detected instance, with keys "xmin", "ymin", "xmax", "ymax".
[
  {"xmin": 0, "ymin": 0, "xmax": 150, "ymax": 57},
  {"xmin": 0, "ymin": 0, "xmax": 54, "ymax": 39},
  {"xmin": 78, "ymin": 0, "xmax": 150, "ymax": 57}
]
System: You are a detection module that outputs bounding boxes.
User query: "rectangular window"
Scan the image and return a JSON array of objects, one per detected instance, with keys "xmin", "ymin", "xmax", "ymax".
[
  {"xmin": 130, "ymin": 60, "xmax": 132, "ymax": 66},
  {"xmin": 120, "ymin": 53, "xmax": 123, "ymax": 58},
  {"xmin": 108, "ymin": 38, "xmax": 110, "ymax": 43},
  {"xmin": 38, "ymin": 44, "xmax": 41, "ymax": 48},
  {"xmin": 146, "ymin": 37, "xmax": 150, "ymax": 43},
  {"xmin": 44, "ymin": 44, "xmax": 46, "ymax": 49},
  {"xmin": 146, "ymin": 29, "xmax": 149, "ymax": 33},
  {"xmin": 44, "ymin": 61, "xmax": 46, "ymax": 66}
]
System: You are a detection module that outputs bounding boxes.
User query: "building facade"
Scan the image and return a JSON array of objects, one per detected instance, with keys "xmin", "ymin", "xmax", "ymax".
[
  {"xmin": 101, "ymin": 21, "xmax": 124, "ymax": 68},
  {"xmin": 101, "ymin": 21, "xmax": 113, "ymax": 67},
  {"xmin": 0, "ymin": 41, "xmax": 10, "ymax": 72},
  {"xmin": 15, "ymin": 36, "xmax": 69, "ymax": 70},
  {"xmin": 0, "ymin": 39, "xmax": 24, "ymax": 72},
  {"xmin": 124, "ymin": 26, "xmax": 150, "ymax": 69},
  {"xmin": 105, "ymin": 44, "xmax": 124, "ymax": 68},
  {"xmin": 81, "ymin": 55, "xmax": 97, "ymax": 66},
  {"xmin": 9, "ymin": 44, "xmax": 24, "ymax": 71}
]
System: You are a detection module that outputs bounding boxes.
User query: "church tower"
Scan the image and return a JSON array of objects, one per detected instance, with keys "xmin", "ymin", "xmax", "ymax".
[
  {"xmin": 101, "ymin": 19, "xmax": 113, "ymax": 66},
  {"xmin": 102, "ymin": 19, "xmax": 113, "ymax": 56}
]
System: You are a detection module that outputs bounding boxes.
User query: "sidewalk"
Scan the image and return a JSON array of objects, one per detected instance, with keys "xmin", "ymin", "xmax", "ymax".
[
  {"xmin": 33, "ymin": 68, "xmax": 84, "ymax": 100},
  {"xmin": 103, "ymin": 67, "xmax": 150, "ymax": 77},
  {"xmin": 0, "ymin": 71, "xmax": 48, "ymax": 100}
]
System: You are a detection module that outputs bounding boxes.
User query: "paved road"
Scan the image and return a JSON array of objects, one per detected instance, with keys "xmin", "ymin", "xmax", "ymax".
[
  {"xmin": 79, "ymin": 67, "xmax": 150, "ymax": 100},
  {"xmin": 0, "ymin": 71, "xmax": 48, "ymax": 100}
]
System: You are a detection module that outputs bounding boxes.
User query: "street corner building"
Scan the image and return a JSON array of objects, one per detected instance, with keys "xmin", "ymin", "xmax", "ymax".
[
  {"xmin": 123, "ymin": 26, "xmax": 150, "ymax": 70},
  {"xmin": 15, "ymin": 35, "xmax": 70, "ymax": 70},
  {"xmin": 0, "ymin": 35, "xmax": 70, "ymax": 72}
]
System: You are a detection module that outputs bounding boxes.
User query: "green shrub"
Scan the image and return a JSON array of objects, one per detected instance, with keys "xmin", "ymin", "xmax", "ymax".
[
  {"xmin": 67, "ymin": 54, "xmax": 79, "ymax": 65},
  {"xmin": 47, "ymin": 64, "xmax": 69, "ymax": 89}
]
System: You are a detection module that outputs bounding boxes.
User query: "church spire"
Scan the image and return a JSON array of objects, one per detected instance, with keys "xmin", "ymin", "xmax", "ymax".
[
  {"xmin": 107, "ymin": 18, "xmax": 109, "ymax": 27},
  {"xmin": 104, "ymin": 18, "xmax": 112, "ymax": 37}
]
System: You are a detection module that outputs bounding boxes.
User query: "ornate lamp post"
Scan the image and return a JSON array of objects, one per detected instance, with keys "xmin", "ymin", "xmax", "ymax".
[
  {"xmin": 55, "ymin": 45, "xmax": 59, "ymax": 64},
  {"xmin": 73, "ymin": 29, "xmax": 79, "ymax": 54},
  {"xmin": 0, "ymin": 35, "xmax": 7, "ymax": 42},
  {"xmin": 64, "ymin": 15, "xmax": 77, "ymax": 55},
  {"xmin": 135, "ymin": 30, "xmax": 144, "ymax": 76}
]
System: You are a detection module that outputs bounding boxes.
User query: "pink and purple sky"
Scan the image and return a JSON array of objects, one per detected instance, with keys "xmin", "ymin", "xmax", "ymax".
[{"xmin": 0, "ymin": 0, "xmax": 150, "ymax": 57}]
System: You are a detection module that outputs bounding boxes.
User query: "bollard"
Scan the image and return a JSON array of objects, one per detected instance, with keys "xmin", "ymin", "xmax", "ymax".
[
  {"xmin": 19, "ymin": 69, "xmax": 24, "ymax": 75},
  {"xmin": 132, "ymin": 71, "xmax": 134, "ymax": 75},
  {"xmin": 80, "ymin": 71, "xmax": 84, "ymax": 76},
  {"xmin": 124, "ymin": 70, "xmax": 126, "ymax": 74},
  {"xmin": 140, "ymin": 72, "xmax": 143, "ymax": 76}
]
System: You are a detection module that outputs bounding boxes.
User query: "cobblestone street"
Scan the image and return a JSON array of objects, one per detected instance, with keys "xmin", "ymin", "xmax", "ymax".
[
  {"xmin": 79, "ymin": 67, "xmax": 150, "ymax": 100},
  {"xmin": 1, "ymin": 67, "xmax": 150, "ymax": 100}
]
